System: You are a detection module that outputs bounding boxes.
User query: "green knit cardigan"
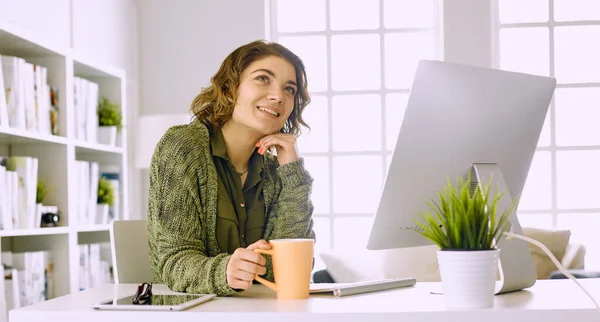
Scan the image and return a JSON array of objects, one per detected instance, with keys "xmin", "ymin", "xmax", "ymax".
[{"xmin": 147, "ymin": 120, "xmax": 316, "ymax": 296}]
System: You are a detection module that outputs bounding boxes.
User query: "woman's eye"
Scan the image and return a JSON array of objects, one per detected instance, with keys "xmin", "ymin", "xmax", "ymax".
[
  {"xmin": 285, "ymin": 87, "xmax": 296, "ymax": 95},
  {"xmin": 256, "ymin": 75, "xmax": 269, "ymax": 83}
]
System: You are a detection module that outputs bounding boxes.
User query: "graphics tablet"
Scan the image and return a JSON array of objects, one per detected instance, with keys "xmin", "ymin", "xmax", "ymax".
[{"xmin": 92, "ymin": 293, "xmax": 216, "ymax": 311}]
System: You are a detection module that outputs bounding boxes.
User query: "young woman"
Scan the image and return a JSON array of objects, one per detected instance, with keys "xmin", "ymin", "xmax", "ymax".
[{"xmin": 147, "ymin": 40, "xmax": 316, "ymax": 296}]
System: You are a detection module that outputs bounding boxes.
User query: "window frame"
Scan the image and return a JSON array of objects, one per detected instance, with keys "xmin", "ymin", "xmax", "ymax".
[
  {"xmin": 266, "ymin": 0, "xmax": 444, "ymax": 253},
  {"xmin": 491, "ymin": 0, "xmax": 600, "ymax": 268}
]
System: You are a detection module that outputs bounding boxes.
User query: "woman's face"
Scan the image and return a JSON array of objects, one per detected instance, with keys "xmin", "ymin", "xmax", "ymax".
[{"xmin": 229, "ymin": 55, "xmax": 297, "ymax": 136}]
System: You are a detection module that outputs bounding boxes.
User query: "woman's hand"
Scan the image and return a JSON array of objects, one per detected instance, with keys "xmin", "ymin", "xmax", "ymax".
[
  {"xmin": 256, "ymin": 133, "xmax": 299, "ymax": 166},
  {"xmin": 226, "ymin": 240, "xmax": 271, "ymax": 290}
]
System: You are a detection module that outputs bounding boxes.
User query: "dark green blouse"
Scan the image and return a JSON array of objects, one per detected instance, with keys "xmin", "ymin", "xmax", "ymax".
[{"xmin": 209, "ymin": 125, "xmax": 265, "ymax": 255}]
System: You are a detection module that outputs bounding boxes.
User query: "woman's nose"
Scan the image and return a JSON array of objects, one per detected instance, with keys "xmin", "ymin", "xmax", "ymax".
[{"xmin": 267, "ymin": 87, "xmax": 283, "ymax": 103}]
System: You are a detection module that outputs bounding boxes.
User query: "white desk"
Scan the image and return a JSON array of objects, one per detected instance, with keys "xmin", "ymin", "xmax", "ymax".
[{"xmin": 10, "ymin": 279, "xmax": 600, "ymax": 322}]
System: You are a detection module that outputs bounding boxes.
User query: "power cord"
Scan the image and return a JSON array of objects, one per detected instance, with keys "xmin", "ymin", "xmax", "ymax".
[{"xmin": 503, "ymin": 231, "xmax": 600, "ymax": 313}]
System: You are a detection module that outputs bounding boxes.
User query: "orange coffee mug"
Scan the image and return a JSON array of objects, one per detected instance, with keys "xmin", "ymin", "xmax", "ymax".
[{"xmin": 254, "ymin": 238, "xmax": 314, "ymax": 299}]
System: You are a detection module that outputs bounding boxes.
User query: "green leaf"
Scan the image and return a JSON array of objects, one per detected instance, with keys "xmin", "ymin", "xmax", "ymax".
[
  {"xmin": 98, "ymin": 97, "xmax": 123, "ymax": 130},
  {"xmin": 413, "ymin": 172, "xmax": 519, "ymax": 251},
  {"xmin": 36, "ymin": 181, "xmax": 49, "ymax": 204},
  {"xmin": 97, "ymin": 177, "xmax": 115, "ymax": 206}
]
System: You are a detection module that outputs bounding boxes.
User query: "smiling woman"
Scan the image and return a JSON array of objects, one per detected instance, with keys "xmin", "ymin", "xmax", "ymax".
[
  {"xmin": 146, "ymin": 40, "xmax": 317, "ymax": 296},
  {"xmin": 191, "ymin": 40, "xmax": 310, "ymax": 137}
]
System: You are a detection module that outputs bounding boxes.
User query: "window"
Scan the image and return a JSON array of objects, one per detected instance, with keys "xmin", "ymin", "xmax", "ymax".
[
  {"xmin": 494, "ymin": 0, "xmax": 600, "ymax": 270},
  {"xmin": 269, "ymin": 0, "xmax": 442, "ymax": 271}
]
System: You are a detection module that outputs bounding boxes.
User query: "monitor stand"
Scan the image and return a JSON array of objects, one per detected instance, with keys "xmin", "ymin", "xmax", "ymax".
[{"xmin": 472, "ymin": 163, "xmax": 537, "ymax": 294}]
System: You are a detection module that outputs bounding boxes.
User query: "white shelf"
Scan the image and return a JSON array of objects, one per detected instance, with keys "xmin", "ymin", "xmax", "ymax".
[
  {"xmin": 73, "ymin": 53, "xmax": 125, "ymax": 79},
  {"xmin": 74, "ymin": 224, "xmax": 110, "ymax": 233},
  {"xmin": 0, "ymin": 126, "xmax": 68, "ymax": 145},
  {"xmin": 0, "ymin": 225, "xmax": 112, "ymax": 237},
  {"xmin": 0, "ymin": 18, "xmax": 129, "ymax": 299},
  {"xmin": 74, "ymin": 140, "xmax": 124, "ymax": 155},
  {"xmin": 0, "ymin": 227, "xmax": 70, "ymax": 237},
  {"xmin": 0, "ymin": 19, "xmax": 69, "ymax": 58}
]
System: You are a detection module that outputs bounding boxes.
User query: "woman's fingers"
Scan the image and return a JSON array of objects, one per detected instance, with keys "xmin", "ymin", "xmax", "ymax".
[
  {"xmin": 258, "ymin": 135, "xmax": 299, "ymax": 165},
  {"xmin": 246, "ymin": 239, "xmax": 271, "ymax": 251},
  {"xmin": 226, "ymin": 247, "xmax": 269, "ymax": 290},
  {"xmin": 229, "ymin": 278, "xmax": 252, "ymax": 290},
  {"xmin": 256, "ymin": 134, "xmax": 295, "ymax": 153}
]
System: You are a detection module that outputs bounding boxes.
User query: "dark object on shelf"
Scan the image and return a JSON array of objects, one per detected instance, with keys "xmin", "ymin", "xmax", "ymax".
[{"xmin": 41, "ymin": 211, "xmax": 60, "ymax": 227}]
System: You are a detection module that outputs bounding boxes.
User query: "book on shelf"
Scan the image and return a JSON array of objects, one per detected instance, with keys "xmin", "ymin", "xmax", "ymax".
[
  {"xmin": 75, "ymin": 161, "xmax": 120, "ymax": 226},
  {"xmin": 78, "ymin": 243, "xmax": 112, "ymax": 291},
  {"xmin": 2, "ymin": 267, "xmax": 19, "ymax": 320},
  {"xmin": 0, "ymin": 157, "xmax": 61, "ymax": 230},
  {"xmin": 0, "ymin": 161, "xmax": 17, "ymax": 230},
  {"xmin": 5, "ymin": 157, "xmax": 38, "ymax": 230},
  {"xmin": 1, "ymin": 250, "xmax": 54, "ymax": 316},
  {"xmin": 1, "ymin": 55, "xmax": 25, "ymax": 130},
  {"xmin": 0, "ymin": 157, "xmax": 36, "ymax": 230},
  {"xmin": 0, "ymin": 54, "xmax": 54, "ymax": 134},
  {"xmin": 0, "ymin": 56, "xmax": 9, "ymax": 127},
  {"xmin": 73, "ymin": 76, "xmax": 99, "ymax": 143}
]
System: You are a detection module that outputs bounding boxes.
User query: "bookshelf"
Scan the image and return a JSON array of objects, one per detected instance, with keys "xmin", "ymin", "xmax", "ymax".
[{"xmin": 0, "ymin": 17, "xmax": 129, "ymax": 301}]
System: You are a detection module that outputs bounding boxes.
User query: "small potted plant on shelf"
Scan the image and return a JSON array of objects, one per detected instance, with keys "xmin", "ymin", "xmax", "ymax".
[
  {"xmin": 97, "ymin": 97, "xmax": 122, "ymax": 146},
  {"xmin": 37, "ymin": 181, "xmax": 60, "ymax": 227},
  {"xmin": 97, "ymin": 177, "xmax": 114, "ymax": 225},
  {"xmin": 414, "ymin": 173, "xmax": 518, "ymax": 309}
]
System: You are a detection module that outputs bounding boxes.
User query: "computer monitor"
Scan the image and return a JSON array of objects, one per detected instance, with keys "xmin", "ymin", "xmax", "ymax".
[{"xmin": 367, "ymin": 60, "xmax": 556, "ymax": 293}]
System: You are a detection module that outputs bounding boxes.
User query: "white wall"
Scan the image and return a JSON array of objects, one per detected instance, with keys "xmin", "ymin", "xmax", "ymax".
[
  {"xmin": 136, "ymin": 0, "xmax": 266, "ymax": 216},
  {"xmin": 137, "ymin": 0, "xmax": 266, "ymax": 115},
  {"xmin": 442, "ymin": 0, "xmax": 493, "ymax": 68},
  {"xmin": 72, "ymin": 0, "xmax": 139, "ymax": 72},
  {"xmin": 0, "ymin": 0, "xmax": 71, "ymax": 48}
]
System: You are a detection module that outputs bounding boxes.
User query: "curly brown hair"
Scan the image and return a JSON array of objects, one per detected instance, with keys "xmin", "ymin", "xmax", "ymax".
[{"xmin": 190, "ymin": 40, "xmax": 310, "ymax": 137}]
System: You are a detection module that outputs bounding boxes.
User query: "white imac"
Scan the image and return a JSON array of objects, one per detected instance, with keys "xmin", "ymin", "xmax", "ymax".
[{"xmin": 367, "ymin": 60, "xmax": 557, "ymax": 294}]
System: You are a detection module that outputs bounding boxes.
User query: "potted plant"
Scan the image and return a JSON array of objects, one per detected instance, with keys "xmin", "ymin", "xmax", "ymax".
[
  {"xmin": 414, "ymin": 173, "xmax": 518, "ymax": 309},
  {"xmin": 97, "ymin": 177, "xmax": 114, "ymax": 225},
  {"xmin": 97, "ymin": 97, "xmax": 122, "ymax": 146}
]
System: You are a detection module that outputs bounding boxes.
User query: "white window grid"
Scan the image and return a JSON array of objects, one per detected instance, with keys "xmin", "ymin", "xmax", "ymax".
[
  {"xmin": 492, "ymin": 0, "xmax": 600, "ymax": 220},
  {"xmin": 491, "ymin": 0, "xmax": 600, "ymax": 268},
  {"xmin": 267, "ymin": 0, "xmax": 443, "ymax": 254}
]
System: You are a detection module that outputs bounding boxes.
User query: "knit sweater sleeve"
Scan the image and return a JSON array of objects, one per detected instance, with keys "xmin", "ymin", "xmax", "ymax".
[
  {"xmin": 267, "ymin": 157, "xmax": 316, "ymax": 241},
  {"xmin": 147, "ymin": 127, "xmax": 237, "ymax": 296}
]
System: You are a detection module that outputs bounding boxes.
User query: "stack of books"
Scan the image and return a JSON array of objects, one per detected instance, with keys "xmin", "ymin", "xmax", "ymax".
[
  {"xmin": 0, "ymin": 251, "xmax": 54, "ymax": 320},
  {"xmin": 0, "ymin": 54, "xmax": 55, "ymax": 134},
  {"xmin": 0, "ymin": 157, "xmax": 45, "ymax": 230}
]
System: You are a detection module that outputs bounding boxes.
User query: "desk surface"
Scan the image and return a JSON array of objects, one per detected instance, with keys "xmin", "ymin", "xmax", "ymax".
[{"xmin": 10, "ymin": 279, "xmax": 600, "ymax": 322}]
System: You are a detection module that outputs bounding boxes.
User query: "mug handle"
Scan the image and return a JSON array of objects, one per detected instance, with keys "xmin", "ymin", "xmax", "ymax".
[{"xmin": 254, "ymin": 249, "xmax": 277, "ymax": 292}]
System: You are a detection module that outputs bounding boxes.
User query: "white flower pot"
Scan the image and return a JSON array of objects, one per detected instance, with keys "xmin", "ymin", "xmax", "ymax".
[
  {"xmin": 96, "ymin": 204, "xmax": 109, "ymax": 225},
  {"xmin": 437, "ymin": 249, "xmax": 499, "ymax": 309},
  {"xmin": 97, "ymin": 126, "xmax": 117, "ymax": 146}
]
